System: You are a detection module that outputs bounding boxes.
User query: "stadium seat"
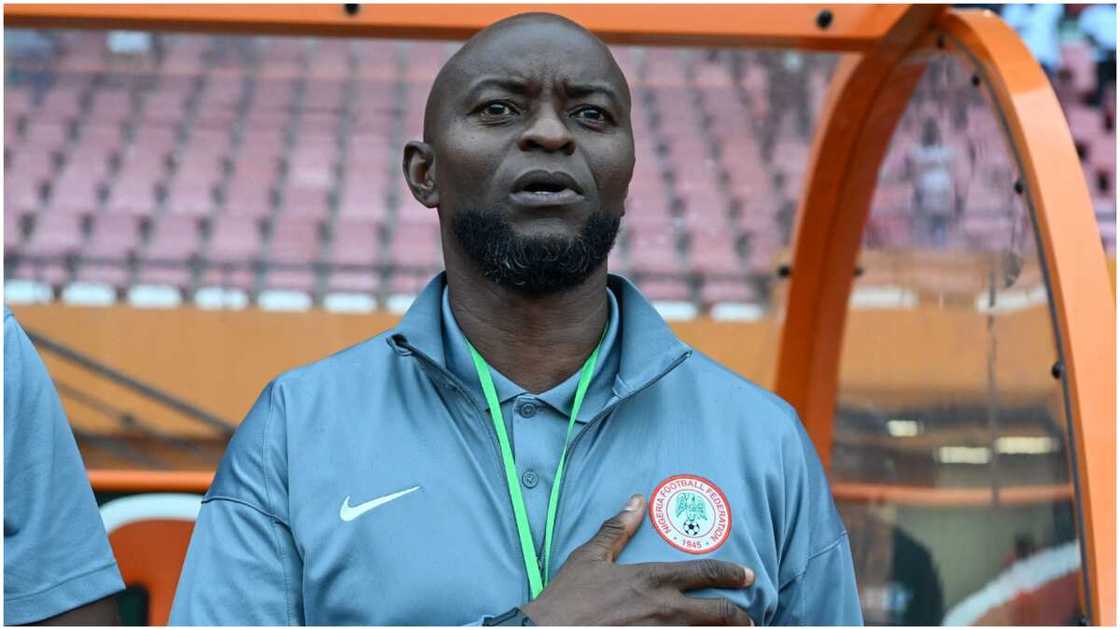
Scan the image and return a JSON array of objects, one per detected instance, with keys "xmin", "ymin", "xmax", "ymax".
[
  {"xmin": 5, "ymin": 207, "xmax": 28, "ymax": 252},
  {"xmin": 267, "ymin": 214, "xmax": 322, "ymax": 266},
  {"xmin": 627, "ymin": 226, "xmax": 681, "ymax": 275},
  {"xmin": 47, "ymin": 168, "xmax": 103, "ymax": 214},
  {"xmin": 105, "ymin": 175, "xmax": 159, "ymax": 216},
  {"xmin": 89, "ymin": 89, "xmax": 133, "ymax": 124},
  {"xmin": 389, "ymin": 222, "xmax": 443, "ymax": 270},
  {"xmin": 280, "ymin": 186, "xmax": 331, "ymax": 218},
  {"xmin": 38, "ymin": 86, "xmax": 84, "ymax": 122},
  {"xmin": 700, "ymin": 278, "xmax": 758, "ymax": 306},
  {"xmin": 261, "ymin": 269, "xmax": 317, "ymax": 296},
  {"xmin": 326, "ymin": 270, "xmax": 380, "ymax": 295},
  {"xmin": 73, "ymin": 262, "xmax": 131, "ymax": 291},
  {"xmin": 8, "ymin": 24, "xmax": 1114, "ymax": 316},
  {"xmin": 165, "ymin": 180, "xmax": 216, "ymax": 217},
  {"xmin": 688, "ymin": 227, "xmax": 742, "ymax": 276},
  {"xmin": 223, "ymin": 178, "xmax": 274, "ymax": 218},
  {"xmin": 207, "ymin": 215, "xmax": 262, "ymax": 264},
  {"xmin": 636, "ymin": 277, "xmax": 691, "ymax": 302},
  {"xmin": 86, "ymin": 212, "xmax": 142, "ymax": 260},
  {"xmin": 326, "ymin": 219, "xmax": 381, "ymax": 267},
  {"xmin": 24, "ymin": 212, "xmax": 84, "ymax": 258},
  {"xmin": 25, "ymin": 121, "xmax": 69, "ymax": 151}
]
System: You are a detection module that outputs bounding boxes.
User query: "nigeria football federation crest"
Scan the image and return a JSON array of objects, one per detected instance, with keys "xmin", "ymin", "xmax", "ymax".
[{"xmin": 649, "ymin": 474, "xmax": 731, "ymax": 554}]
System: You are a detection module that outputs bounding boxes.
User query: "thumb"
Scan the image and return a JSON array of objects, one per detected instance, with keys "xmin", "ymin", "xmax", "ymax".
[{"xmin": 583, "ymin": 494, "xmax": 646, "ymax": 561}]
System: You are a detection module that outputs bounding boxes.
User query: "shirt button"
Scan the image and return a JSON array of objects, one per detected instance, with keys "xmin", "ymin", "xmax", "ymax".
[
  {"xmin": 521, "ymin": 470, "xmax": 539, "ymax": 488},
  {"xmin": 517, "ymin": 402, "xmax": 538, "ymax": 418}
]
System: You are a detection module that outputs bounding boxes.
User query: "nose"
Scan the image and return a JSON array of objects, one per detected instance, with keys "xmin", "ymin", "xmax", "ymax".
[{"xmin": 518, "ymin": 108, "xmax": 575, "ymax": 155}]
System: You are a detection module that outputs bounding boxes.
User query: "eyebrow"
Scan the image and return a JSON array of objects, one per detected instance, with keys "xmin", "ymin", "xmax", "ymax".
[
  {"xmin": 462, "ymin": 76, "xmax": 625, "ymax": 110},
  {"xmin": 565, "ymin": 81, "xmax": 625, "ymax": 110},
  {"xmin": 463, "ymin": 76, "xmax": 531, "ymax": 102}
]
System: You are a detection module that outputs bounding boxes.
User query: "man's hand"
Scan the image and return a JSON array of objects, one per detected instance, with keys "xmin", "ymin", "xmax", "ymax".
[{"xmin": 520, "ymin": 494, "xmax": 755, "ymax": 625}]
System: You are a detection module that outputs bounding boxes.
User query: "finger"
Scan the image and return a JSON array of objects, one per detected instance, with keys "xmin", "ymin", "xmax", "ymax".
[
  {"xmin": 644, "ymin": 559, "xmax": 754, "ymax": 591},
  {"xmin": 579, "ymin": 494, "xmax": 646, "ymax": 561},
  {"xmin": 679, "ymin": 596, "xmax": 755, "ymax": 626}
]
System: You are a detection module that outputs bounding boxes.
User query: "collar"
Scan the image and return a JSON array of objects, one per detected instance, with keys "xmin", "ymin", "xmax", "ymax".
[
  {"xmin": 390, "ymin": 272, "xmax": 691, "ymax": 406},
  {"xmin": 440, "ymin": 282, "xmax": 621, "ymax": 421}
]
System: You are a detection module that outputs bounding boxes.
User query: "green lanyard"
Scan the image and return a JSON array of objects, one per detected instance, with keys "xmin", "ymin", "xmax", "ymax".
[{"xmin": 467, "ymin": 340, "xmax": 602, "ymax": 599}]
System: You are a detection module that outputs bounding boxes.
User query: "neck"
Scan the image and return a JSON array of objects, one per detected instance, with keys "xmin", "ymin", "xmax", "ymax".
[{"xmin": 446, "ymin": 264, "xmax": 609, "ymax": 394}]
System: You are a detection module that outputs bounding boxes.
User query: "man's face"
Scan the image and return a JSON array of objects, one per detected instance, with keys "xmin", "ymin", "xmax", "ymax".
[{"xmin": 411, "ymin": 17, "xmax": 635, "ymax": 294}]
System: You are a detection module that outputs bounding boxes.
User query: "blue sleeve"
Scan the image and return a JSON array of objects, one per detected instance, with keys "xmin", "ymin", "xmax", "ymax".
[
  {"xmin": 772, "ymin": 406, "xmax": 863, "ymax": 626},
  {"xmin": 3, "ymin": 309, "xmax": 125, "ymax": 624},
  {"xmin": 774, "ymin": 534, "xmax": 862, "ymax": 625},
  {"xmin": 170, "ymin": 382, "xmax": 304, "ymax": 625}
]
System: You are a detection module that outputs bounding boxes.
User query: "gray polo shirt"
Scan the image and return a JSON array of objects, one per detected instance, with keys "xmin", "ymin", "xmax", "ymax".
[
  {"xmin": 171, "ymin": 273, "xmax": 861, "ymax": 625},
  {"xmin": 4, "ymin": 308, "xmax": 125, "ymax": 624},
  {"xmin": 440, "ymin": 286, "xmax": 621, "ymax": 553}
]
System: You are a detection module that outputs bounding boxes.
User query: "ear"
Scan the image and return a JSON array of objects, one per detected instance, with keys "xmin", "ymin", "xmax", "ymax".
[{"xmin": 402, "ymin": 141, "xmax": 439, "ymax": 208}]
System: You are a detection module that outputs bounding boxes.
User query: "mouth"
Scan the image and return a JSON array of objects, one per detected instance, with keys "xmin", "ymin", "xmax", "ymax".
[{"xmin": 510, "ymin": 170, "xmax": 585, "ymax": 207}]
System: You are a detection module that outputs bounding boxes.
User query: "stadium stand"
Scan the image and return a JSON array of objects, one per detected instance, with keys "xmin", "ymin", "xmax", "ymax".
[{"xmin": 4, "ymin": 29, "xmax": 1115, "ymax": 316}]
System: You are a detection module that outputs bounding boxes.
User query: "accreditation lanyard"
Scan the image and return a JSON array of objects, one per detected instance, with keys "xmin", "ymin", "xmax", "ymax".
[{"xmin": 467, "ymin": 340, "xmax": 602, "ymax": 600}]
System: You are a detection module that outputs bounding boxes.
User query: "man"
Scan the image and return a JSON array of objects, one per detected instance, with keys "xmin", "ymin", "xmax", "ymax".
[
  {"xmin": 4, "ymin": 307, "xmax": 125, "ymax": 624},
  {"xmin": 171, "ymin": 13, "xmax": 860, "ymax": 625},
  {"xmin": 909, "ymin": 118, "xmax": 957, "ymax": 248}
]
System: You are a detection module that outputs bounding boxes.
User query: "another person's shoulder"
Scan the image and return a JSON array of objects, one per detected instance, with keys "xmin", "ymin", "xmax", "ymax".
[{"xmin": 5, "ymin": 306, "xmax": 23, "ymax": 342}]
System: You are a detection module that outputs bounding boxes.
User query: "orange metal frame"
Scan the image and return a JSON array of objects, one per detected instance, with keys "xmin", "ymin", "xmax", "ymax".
[
  {"xmin": 5, "ymin": 4, "xmax": 910, "ymax": 50},
  {"xmin": 774, "ymin": 6, "xmax": 944, "ymax": 464},
  {"xmin": 8, "ymin": 3, "xmax": 1113, "ymax": 624},
  {"xmin": 936, "ymin": 10, "xmax": 1116, "ymax": 624},
  {"xmin": 778, "ymin": 7, "xmax": 1115, "ymax": 623}
]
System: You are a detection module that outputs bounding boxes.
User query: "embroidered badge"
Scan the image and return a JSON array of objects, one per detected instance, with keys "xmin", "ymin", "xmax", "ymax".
[{"xmin": 649, "ymin": 474, "xmax": 732, "ymax": 554}]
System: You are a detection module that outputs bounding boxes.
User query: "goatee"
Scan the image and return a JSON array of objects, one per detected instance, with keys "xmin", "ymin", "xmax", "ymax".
[{"xmin": 451, "ymin": 210, "xmax": 621, "ymax": 295}]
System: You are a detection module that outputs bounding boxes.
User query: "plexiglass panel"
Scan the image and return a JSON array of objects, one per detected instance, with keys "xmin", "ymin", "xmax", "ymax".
[{"xmin": 831, "ymin": 50, "xmax": 1087, "ymax": 625}]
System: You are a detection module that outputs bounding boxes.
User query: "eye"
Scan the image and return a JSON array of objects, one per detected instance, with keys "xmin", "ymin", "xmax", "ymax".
[
  {"xmin": 571, "ymin": 105, "xmax": 613, "ymax": 125},
  {"xmin": 477, "ymin": 101, "xmax": 518, "ymax": 119}
]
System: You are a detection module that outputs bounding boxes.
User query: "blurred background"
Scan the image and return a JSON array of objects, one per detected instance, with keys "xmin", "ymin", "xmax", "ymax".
[{"xmin": 3, "ymin": 3, "xmax": 1115, "ymax": 626}]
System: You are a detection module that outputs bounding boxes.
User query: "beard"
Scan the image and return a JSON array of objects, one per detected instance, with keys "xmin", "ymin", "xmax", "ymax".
[{"xmin": 451, "ymin": 208, "xmax": 621, "ymax": 295}]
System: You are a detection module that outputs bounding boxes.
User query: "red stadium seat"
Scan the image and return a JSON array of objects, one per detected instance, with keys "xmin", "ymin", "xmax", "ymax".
[
  {"xmin": 261, "ymin": 269, "xmax": 317, "ymax": 293},
  {"xmin": 24, "ymin": 213, "xmax": 84, "ymax": 258},
  {"xmin": 165, "ymin": 181, "xmax": 215, "ymax": 217},
  {"xmin": 268, "ymin": 215, "xmax": 321, "ymax": 265},
  {"xmin": 207, "ymin": 215, "xmax": 262, "ymax": 264},
  {"xmin": 5, "ymin": 207, "xmax": 28, "ymax": 251},
  {"xmin": 73, "ymin": 262, "xmax": 131, "ymax": 289},
  {"xmin": 279, "ymin": 186, "xmax": 331, "ymax": 218},
  {"xmin": 326, "ymin": 270, "xmax": 380, "ymax": 294},
  {"xmin": 86, "ymin": 212, "xmax": 142, "ymax": 260},
  {"xmin": 25, "ymin": 121, "xmax": 68, "ymax": 150},
  {"xmin": 326, "ymin": 219, "xmax": 381, "ymax": 267},
  {"xmin": 636, "ymin": 277, "xmax": 691, "ymax": 301},
  {"xmin": 700, "ymin": 278, "xmax": 758, "ymax": 305},
  {"xmin": 627, "ymin": 226, "xmax": 681, "ymax": 275},
  {"xmin": 38, "ymin": 86, "xmax": 84, "ymax": 122}
]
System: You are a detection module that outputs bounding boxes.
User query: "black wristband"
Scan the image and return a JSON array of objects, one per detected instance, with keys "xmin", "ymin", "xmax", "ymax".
[{"xmin": 482, "ymin": 607, "xmax": 536, "ymax": 626}]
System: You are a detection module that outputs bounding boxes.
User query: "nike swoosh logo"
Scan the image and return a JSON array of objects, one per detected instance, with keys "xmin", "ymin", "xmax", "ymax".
[{"xmin": 339, "ymin": 485, "xmax": 421, "ymax": 522}]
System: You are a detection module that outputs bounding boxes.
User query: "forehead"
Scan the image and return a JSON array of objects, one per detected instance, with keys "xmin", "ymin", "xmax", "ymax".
[{"xmin": 453, "ymin": 21, "xmax": 625, "ymax": 91}]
